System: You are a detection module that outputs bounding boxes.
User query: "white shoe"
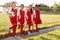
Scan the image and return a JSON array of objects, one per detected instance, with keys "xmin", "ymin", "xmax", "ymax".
[
  {"xmin": 14, "ymin": 35, "xmax": 17, "ymax": 38},
  {"xmin": 13, "ymin": 36, "xmax": 19, "ymax": 40},
  {"xmin": 28, "ymin": 31, "xmax": 31, "ymax": 35},
  {"xmin": 8, "ymin": 27, "xmax": 11, "ymax": 33}
]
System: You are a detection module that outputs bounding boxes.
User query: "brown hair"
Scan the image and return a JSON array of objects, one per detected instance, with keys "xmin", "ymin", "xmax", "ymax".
[
  {"xmin": 20, "ymin": 4, "xmax": 24, "ymax": 7},
  {"xmin": 29, "ymin": 5, "xmax": 33, "ymax": 14}
]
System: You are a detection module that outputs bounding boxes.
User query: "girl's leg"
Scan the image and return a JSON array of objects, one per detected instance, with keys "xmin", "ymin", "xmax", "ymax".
[
  {"xmin": 18, "ymin": 24, "xmax": 20, "ymax": 29},
  {"xmin": 28, "ymin": 24, "xmax": 31, "ymax": 32},
  {"xmin": 20, "ymin": 24, "xmax": 24, "ymax": 36},
  {"xmin": 36, "ymin": 24, "xmax": 38, "ymax": 31},
  {"xmin": 32, "ymin": 23, "xmax": 34, "ymax": 31},
  {"xmin": 12, "ymin": 24, "xmax": 17, "ymax": 36},
  {"xmin": 17, "ymin": 22, "xmax": 20, "ymax": 29},
  {"xmin": 9, "ymin": 25, "xmax": 13, "ymax": 29},
  {"xmin": 28, "ymin": 24, "xmax": 31, "ymax": 35},
  {"xmin": 10, "ymin": 18, "xmax": 17, "ymax": 37},
  {"xmin": 8, "ymin": 25, "xmax": 12, "ymax": 33}
]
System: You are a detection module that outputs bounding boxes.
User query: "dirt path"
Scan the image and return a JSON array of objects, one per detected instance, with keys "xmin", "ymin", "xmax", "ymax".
[{"xmin": 1, "ymin": 26, "xmax": 60, "ymax": 40}]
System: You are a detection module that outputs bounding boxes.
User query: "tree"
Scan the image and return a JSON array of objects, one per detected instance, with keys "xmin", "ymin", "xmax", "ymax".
[
  {"xmin": 38, "ymin": 3, "xmax": 51, "ymax": 11},
  {"xmin": 51, "ymin": 2, "xmax": 58, "ymax": 12}
]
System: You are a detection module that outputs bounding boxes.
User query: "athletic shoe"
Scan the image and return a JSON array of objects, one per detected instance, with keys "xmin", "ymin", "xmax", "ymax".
[
  {"xmin": 13, "ymin": 35, "xmax": 17, "ymax": 38},
  {"xmin": 28, "ymin": 31, "xmax": 31, "ymax": 35}
]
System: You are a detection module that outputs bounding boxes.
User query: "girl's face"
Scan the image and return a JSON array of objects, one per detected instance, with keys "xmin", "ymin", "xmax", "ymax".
[
  {"xmin": 12, "ymin": 3, "xmax": 16, "ymax": 8},
  {"xmin": 29, "ymin": 6, "xmax": 32, "ymax": 9},
  {"xmin": 35, "ymin": 7, "xmax": 39, "ymax": 10},
  {"xmin": 27, "ymin": 6, "xmax": 30, "ymax": 10},
  {"xmin": 20, "ymin": 6, "xmax": 24, "ymax": 9},
  {"xmin": 9, "ymin": 3, "xmax": 12, "ymax": 7},
  {"xmin": 28, "ymin": 6, "xmax": 31, "ymax": 10}
]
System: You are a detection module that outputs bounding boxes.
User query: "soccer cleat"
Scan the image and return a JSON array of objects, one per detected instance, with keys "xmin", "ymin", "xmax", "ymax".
[{"xmin": 13, "ymin": 36, "xmax": 19, "ymax": 40}]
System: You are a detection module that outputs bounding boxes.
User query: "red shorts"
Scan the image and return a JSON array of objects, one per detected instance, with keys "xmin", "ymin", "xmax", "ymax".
[
  {"xmin": 27, "ymin": 19, "xmax": 33, "ymax": 25},
  {"xmin": 10, "ymin": 17, "xmax": 17, "ymax": 26},
  {"xmin": 18, "ymin": 19, "xmax": 24, "ymax": 25},
  {"xmin": 34, "ymin": 18, "xmax": 42, "ymax": 24}
]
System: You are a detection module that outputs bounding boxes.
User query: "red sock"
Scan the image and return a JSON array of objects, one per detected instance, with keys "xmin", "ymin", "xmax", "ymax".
[{"xmin": 28, "ymin": 24, "xmax": 31, "ymax": 32}]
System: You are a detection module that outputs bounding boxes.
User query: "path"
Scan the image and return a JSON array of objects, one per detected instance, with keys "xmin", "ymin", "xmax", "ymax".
[{"xmin": 1, "ymin": 26, "xmax": 60, "ymax": 40}]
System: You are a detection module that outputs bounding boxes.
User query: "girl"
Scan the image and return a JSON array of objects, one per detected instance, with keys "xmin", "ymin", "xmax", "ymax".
[
  {"xmin": 18, "ymin": 4, "xmax": 25, "ymax": 36},
  {"xmin": 26, "ymin": 6, "xmax": 33, "ymax": 35},
  {"xmin": 29, "ymin": 5, "xmax": 34, "ymax": 30},
  {"xmin": 34, "ymin": 4, "xmax": 42, "ymax": 32},
  {"xmin": 5, "ymin": 2, "xmax": 18, "ymax": 37}
]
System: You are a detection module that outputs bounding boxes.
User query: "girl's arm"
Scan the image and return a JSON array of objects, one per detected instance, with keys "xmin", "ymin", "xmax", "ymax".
[
  {"xmin": 17, "ymin": 9, "xmax": 20, "ymax": 21},
  {"xmin": 3, "ymin": 8, "xmax": 13, "ymax": 18},
  {"xmin": 17, "ymin": 9, "xmax": 20, "ymax": 25},
  {"xmin": 24, "ymin": 10, "xmax": 27, "ymax": 26},
  {"xmin": 33, "ymin": 10, "xmax": 36, "ymax": 18}
]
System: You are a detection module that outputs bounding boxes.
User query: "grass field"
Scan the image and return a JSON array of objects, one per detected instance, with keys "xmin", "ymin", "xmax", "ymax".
[
  {"xmin": 0, "ymin": 12, "xmax": 60, "ymax": 40},
  {"xmin": 25, "ymin": 29, "xmax": 60, "ymax": 40}
]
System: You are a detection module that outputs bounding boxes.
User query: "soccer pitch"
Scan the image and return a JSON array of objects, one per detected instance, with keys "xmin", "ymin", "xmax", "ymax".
[{"xmin": 0, "ymin": 12, "xmax": 60, "ymax": 40}]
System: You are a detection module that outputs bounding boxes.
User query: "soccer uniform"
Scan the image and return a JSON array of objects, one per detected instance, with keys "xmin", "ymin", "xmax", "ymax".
[
  {"xmin": 34, "ymin": 9, "xmax": 42, "ymax": 31},
  {"xmin": 18, "ymin": 9, "xmax": 25, "ymax": 35},
  {"xmin": 9, "ymin": 8, "xmax": 17, "ymax": 36},
  {"xmin": 26, "ymin": 10, "xmax": 33, "ymax": 31}
]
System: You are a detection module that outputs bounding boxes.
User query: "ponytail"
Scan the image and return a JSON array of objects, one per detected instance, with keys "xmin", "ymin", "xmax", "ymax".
[{"xmin": 30, "ymin": 8, "xmax": 33, "ymax": 14}]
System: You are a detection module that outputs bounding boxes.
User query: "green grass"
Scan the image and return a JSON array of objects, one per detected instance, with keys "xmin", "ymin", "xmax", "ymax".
[
  {"xmin": 25, "ymin": 29, "xmax": 60, "ymax": 40},
  {"xmin": 0, "ymin": 12, "xmax": 60, "ymax": 35}
]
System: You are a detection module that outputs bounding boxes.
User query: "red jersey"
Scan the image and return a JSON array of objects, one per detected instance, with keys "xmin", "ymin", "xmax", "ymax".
[
  {"xmin": 9, "ymin": 8, "xmax": 17, "ymax": 36},
  {"xmin": 34, "ymin": 9, "xmax": 42, "ymax": 24},
  {"xmin": 26, "ymin": 10, "xmax": 32, "ymax": 25},
  {"xmin": 10, "ymin": 8, "xmax": 17, "ymax": 25},
  {"xmin": 19, "ymin": 9, "xmax": 25, "ymax": 24}
]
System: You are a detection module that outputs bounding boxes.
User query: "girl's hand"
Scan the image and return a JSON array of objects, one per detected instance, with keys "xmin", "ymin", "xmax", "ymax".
[
  {"xmin": 9, "ymin": 14, "xmax": 14, "ymax": 18},
  {"xmin": 17, "ymin": 22, "xmax": 20, "ymax": 25}
]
